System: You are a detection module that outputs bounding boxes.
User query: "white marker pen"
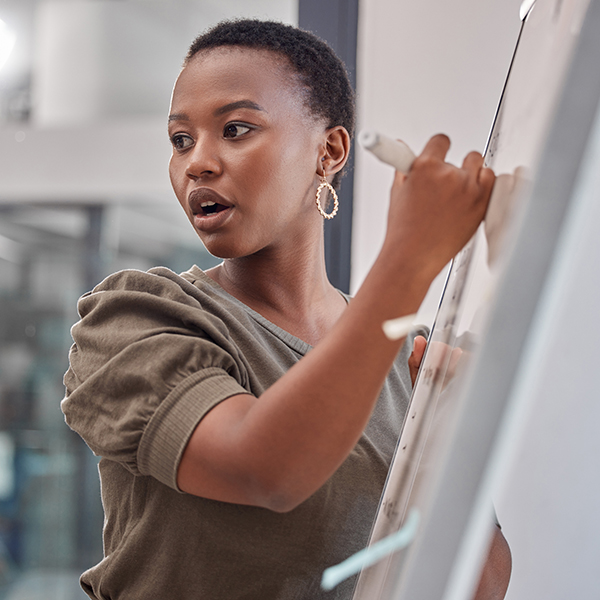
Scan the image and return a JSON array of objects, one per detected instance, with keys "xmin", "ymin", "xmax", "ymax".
[{"xmin": 358, "ymin": 130, "xmax": 416, "ymax": 175}]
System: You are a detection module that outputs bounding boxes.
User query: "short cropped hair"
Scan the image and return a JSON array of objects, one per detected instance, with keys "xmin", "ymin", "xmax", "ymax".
[{"xmin": 185, "ymin": 19, "xmax": 355, "ymax": 188}]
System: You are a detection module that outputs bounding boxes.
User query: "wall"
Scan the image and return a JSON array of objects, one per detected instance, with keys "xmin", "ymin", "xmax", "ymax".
[{"xmin": 352, "ymin": 0, "xmax": 523, "ymax": 325}]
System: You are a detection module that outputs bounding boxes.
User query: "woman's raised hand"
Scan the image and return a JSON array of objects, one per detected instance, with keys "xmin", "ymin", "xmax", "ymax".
[{"xmin": 383, "ymin": 134, "xmax": 495, "ymax": 283}]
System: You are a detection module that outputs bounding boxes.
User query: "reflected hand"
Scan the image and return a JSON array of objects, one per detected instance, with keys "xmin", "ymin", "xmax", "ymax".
[
  {"xmin": 408, "ymin": 336, "xmax": 463, "ymax": 389},
  {"xmin": 408, "ymin": 335, "xmax": 427, "ymax": 386}
]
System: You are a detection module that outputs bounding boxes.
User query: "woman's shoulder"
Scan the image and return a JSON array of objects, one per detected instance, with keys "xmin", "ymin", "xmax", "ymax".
[
  {"xmin": 76, "ymin": 265, "xmax": 220, "ymax": 315},
  {"xmin": 87, "ymin": 265, "xmax": 206, "ymax": 298},
  {"xmin": 74, "ymin": 266, "xmax": 255, "ymax": 348}
]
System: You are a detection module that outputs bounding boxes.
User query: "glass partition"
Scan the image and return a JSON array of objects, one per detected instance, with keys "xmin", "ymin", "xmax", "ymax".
[
  {"xmin": 0, "ymin": 0, "xmax": 298, "ymax": 596},
  {"xmin": 0, "ymin": 203, "xmax": 223, "ymax": 598}
]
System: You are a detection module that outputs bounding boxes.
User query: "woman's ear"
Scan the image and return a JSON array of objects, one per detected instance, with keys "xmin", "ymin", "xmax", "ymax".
[{"xmin": 320, "ymin": 126, "xmax": 350, "ymax": 176}]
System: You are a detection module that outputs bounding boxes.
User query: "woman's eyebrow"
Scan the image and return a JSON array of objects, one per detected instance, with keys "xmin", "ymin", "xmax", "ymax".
[
  {"xmin": 167, "ymin": 101, "xmax": 265, "ymax": 124},
  {"xmin": 214, "ymin": 100, "xmax": 266, "ymax": 116},
  {"xmin": 168, "ymin": 113, "xmax": 189, "ymax": 123}
]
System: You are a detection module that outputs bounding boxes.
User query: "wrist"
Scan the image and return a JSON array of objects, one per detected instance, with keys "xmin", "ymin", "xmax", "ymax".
[
  {"xmin": 355, "ymin": 247, "xmax": 434, "ymax": 321},
  {"xmin": 376, "ymin": 241, "xmax": 440, "ymax": 293}
]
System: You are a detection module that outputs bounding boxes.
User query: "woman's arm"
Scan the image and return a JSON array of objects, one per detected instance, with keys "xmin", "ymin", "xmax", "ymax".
[
  {"xmin": 178, "ymin": 134, "xmax": 495, "ymax": 512},
  {"xmin": 474, "ymin": 525, "xmax": 512, "ymax": 600}
]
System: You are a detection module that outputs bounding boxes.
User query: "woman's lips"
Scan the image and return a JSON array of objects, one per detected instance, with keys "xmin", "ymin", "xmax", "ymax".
[
  {"xmin": 188, "ymin": 188, "xmax": 234, "ymax": 232},
  {"xmin": 188, "ymin": 187, "xmax": 232, "ymax": 213},
  {"xmin": 192, "ymin": 207, "xmax": 233, "ymax": 232}
]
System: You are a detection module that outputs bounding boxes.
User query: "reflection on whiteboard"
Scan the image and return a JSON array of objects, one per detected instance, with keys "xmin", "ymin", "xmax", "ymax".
[{"xmin": 352, "ymin": 0, "xmax": 591, "ymax": 598}]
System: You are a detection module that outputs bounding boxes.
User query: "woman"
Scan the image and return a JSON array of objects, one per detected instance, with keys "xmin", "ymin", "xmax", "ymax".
[{"xmin": 62, "ymin": 19, "xmax": 509, "ymax": 600}]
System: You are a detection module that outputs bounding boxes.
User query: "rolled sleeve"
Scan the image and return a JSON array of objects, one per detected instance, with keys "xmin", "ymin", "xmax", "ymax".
[
  {"xmin": 61, "ymin": 269, "xmax": 252, "ymax": 491},
  {"xmin": 138, "ymin": 367, "xmax": 248, "ymax": 489}
]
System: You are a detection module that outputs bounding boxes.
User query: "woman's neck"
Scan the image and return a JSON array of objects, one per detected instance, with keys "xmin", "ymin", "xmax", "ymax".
[{"xmin": 204, "ymin": 235, "xmax": 347, "ymax": 346}]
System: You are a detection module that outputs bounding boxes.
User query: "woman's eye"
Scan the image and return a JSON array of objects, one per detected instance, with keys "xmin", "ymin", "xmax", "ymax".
[
  {"xmin": 171, "ymin": 134, "xmax": 194, "ymax": 150},
  {"xmin": 223, "ymin": 123, "xmax": 251, "ymax": 139}
]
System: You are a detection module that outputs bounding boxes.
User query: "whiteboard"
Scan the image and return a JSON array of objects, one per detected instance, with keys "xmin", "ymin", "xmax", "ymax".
[{"xmin": 351, "ymin": 0, "xmax": 597, "ymax": 598}]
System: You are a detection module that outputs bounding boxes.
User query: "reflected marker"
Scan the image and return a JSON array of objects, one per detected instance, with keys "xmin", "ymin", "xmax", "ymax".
[{"xmin": 382, "ymin": 313, "xmax": 418, "ymax": 341}]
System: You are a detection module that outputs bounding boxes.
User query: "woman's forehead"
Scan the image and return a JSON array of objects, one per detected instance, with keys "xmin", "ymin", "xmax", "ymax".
[{"xmin": 171, "ymin": 47, "xmax": 307, "ymax": 115}]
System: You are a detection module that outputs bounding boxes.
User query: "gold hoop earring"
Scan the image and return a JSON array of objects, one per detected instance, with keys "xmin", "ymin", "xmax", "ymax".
[{"xmin": 315, "ymin": 175, "xmax": 339, "ymax": 220}]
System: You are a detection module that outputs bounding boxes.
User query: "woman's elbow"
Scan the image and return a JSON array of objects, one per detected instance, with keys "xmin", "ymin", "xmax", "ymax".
[{"xmin": 249, "ymin": 469, "xmax": 315, "ymax": 513}]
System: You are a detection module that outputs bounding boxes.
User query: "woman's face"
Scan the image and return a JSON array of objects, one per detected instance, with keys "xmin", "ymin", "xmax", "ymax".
[{"xmin": 168, "ymin": 47, "xmax": 327, "ymax": 259}]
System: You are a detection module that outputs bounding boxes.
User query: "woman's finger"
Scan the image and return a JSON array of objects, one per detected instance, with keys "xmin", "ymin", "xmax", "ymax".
[
  {"xmin": 478, "ymin": 165, "xmax": 496, "ymax": 188},
  {"xmin": 420, "ymin": 134, "xmax": 451, "ymax": 161},
  {"xmin": 461, "ymin": 150, "xmax": 484, "ymax": 172},
  {"xmin": 462, "ymin": 153, "xmax": 495, "ymax": 203}
]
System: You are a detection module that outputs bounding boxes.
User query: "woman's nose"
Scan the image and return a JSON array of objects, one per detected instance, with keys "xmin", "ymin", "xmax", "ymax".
[{"xmin": 185, "ymin": 138, "xmax": 222, "ymax": 180}]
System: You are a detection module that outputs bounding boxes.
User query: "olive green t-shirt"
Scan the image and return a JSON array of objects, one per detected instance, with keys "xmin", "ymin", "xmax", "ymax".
[{"xmin": 62, "ymin": 266, "xmax": 422, "ymax": 600}]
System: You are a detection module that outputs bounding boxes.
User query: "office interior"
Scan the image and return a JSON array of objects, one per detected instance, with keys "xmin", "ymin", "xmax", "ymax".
[{"xmin": 2, "ymin": 1, "xmax": 592, "ymax": 599}]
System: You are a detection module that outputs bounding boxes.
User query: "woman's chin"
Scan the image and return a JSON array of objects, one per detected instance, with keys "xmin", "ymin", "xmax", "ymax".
[{"xmin": 197, "ymin": 238, "xmax": 252, "ymax": 261}]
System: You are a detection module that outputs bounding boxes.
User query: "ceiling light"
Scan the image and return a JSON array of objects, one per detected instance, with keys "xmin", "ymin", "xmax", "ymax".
[{"xmin": 0, "ymin": 19, "xmax": 16, "ymax": 72}]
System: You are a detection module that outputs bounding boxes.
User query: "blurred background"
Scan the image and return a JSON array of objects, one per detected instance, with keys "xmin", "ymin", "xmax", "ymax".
[
  {"xmin": 0, "ymin": 2, "xmax": 296, "ymax": 597},
  {"xmin": 0, "ymin": 0, "xmax": 521, "ymax": 598}
]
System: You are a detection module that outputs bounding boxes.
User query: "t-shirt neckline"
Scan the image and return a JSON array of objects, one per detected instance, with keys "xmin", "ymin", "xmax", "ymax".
[{"xmin": 186, "ymin": 265, "xmax": 349, "ymax": 354}]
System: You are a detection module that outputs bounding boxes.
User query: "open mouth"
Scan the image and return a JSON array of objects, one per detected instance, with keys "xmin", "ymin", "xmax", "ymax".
[
  {"xmin": 199, "ymin": 201, "xmax": 229, "ymax": 216},
  {"xmin": 188, "ymin": 188, "xmax": 233, "ymax": 226}
]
